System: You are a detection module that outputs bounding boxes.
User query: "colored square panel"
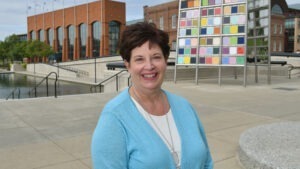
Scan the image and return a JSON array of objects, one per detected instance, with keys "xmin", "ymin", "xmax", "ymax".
[
  {"xmin": 194, "ymin": 0, "xmax": 200, "ymax": 7},
  {"xmin": 224, "ymin": 6, "xmax": 231, "ymax": 15},
  {"xmin": 209, "ymin": 0, "xmax": 215, "ymax": 5},
  {"xmin": 237, "ymin": 47, "xmax": 245, "ymax": 54},
  {"xmin": 229, "ymin": 57, "xmax": 236, "ymax": 64},
  {"xmin": 191, "ymin": 57, "xmax": 197, "ymax": 64},
  {"xmin": 214, "ymin": 17, "xmax": 221, "ymax": 25},
  {"xmin": 238, "ymin": 26, "xmax": 245, "ymax": 33},
  {"xmin": 214, "ymin": 27, "xmax": 221, "ymax": 34},
  {"xmin": 231, "ymin": 16, "xmax": 238, "ymax": 24},
  {"xmin": 215, "ymin": 7, "xmax": 221, "ymax": 15},
  {"xmin": 180, "ymin": 20, "xmax": 186, "ymax": 27},
  {"xmin": 207, "ymin": 27, "xmax": 214, "ymax": 35},
  {"xmin": 223, "ymin": 47, "xmax": 229, "ymax": 54},
  {"xmin": 223, "ymin": 26, "xmax": 230, "ymax": 34},
  {"xmin": 188, "ymin": 0, "xmax": 194, "ymax": 7},
  {"xmin": 207, "ymin": 47, "xmax": 213, "ymax": 54},
  {"xmin": 187, "ymin": 20, "xmax": 192, "ymax": 26},
  {"xmin": 192, "ymin": 19, "xmax": 198, "ymax": 26},
  {"xmin": 215, "ymin": 0, "xmax": 222, "ymax": 4},
  {"xmin": 222, "ymin": 57, "xmax": 229, "ymax": 64},
  {"xmin": 181, "ymin": 1, "xmax": 187, "ymax": 8},
  {"xmin": 180, "ymin": 29, "xmax": 186, "ymax": 36},
  {"xmin": 191, "ymin": 48, "xmax": 197, "ymax": 54},
  {"xmin": 184, "ymin": 56, "xmax": 191, "ymax": 64},
  {"xmin": 212, "ymin": 57, "xmax": 220, "ymax": 64},
  {"xmin": 192, "ymin": 28, "xmax": 198, "ymax": 35},
  {"xmin": 186, "ymin": 10, "xmax": 193, "ymax": 18},
  {"xmin": 178, "ymin": 48, "xmax": 184, "ymax": 55},
  {"xmin": 236, "ymin": 57, "xmax": 245, "ymax": 64},
  {"xmin": 191, "ymin": 38, "xmax": 198, "ymax": 46},
  {"xmin": 223, "ymin": 37, "xmax": 230, "ymax": 45},
  {"xmin": 199, "ymin": 57, "xmax": 206, "ymax": 64},
  {"xmin": 184, "ymin": 48, "xmax": 191, "ymax": 54},
  {"xmin": 201, "ymin": 18, "xmax": 208, "ymax": 26},
  {"xmin": 208, "ymin": 17, "xmax": 214, "ymax": 26},
  {"xmin": 230, "ymin": 47, "xmax": 237, "ymax": 54},
  {"xmin": 231, "ymin": 6, "xmax": 238, "ymax": 13},
  {"xmin": 178, "ymin": 57, "xmax": 184, "ymax": 64},
  {"xmin": 202, "ymin": 9, "xmax": 207, "ymax": 16},
  {"xmin": 186, "ymin": 29, "xmax": 192, "ymax": 35},
  {"xmin": 202, "ymin": 0, "xmax": 208, "ymax": 6},
  {"xmin": 179, "ymin": 39, "xmax": 185, "ymax": 46},
  {"xmin": 200, "ymin": 38, "xmax": 206, "ymax": 45},
  {"xmin": 238, "ymin": 5, "xmax": 245, "ymax": 13},
  {"xmin": 238, "ymin": 15, "xmax": 246, "ymax": 24},
  {"xmin": 206, "ymin": 57, "xmax": 212, "ymax": 64},
  {"xmin": 213, "ymin": 37, "xmax": 221, "ymax": 45},
  {"xmin": 193, "ymin": 10, "xmax": 200, "ymax": 17},
  {"xmin": 208, "ymin": 9, "xmax": 214, "ymax": 15},
  {"xmin": 199, "ymin": 47, "xmax": 206, "ymax": 55},
  {"xmin": 238, "ymin": 37, "xmax": 245, "ymax": 44},
  {"xmin": 230, "ymin": 25, "xmax": 238, "ymax": 34},
  {"xmin": 200, "ymin": 28, "xmax": 207, "ymax": 35},
  {"xmin": 213, "ymin": 47, "xmax": 220, "ymax": 54},
  {"xmin": 224, "ymin": 0, "xmax": 231, "ymax": 3},
  {"xmin": 181, "ymin": 11, "xmax": 186, "ymax": 18},
  {"xmin": 207, "ymin": 38, "xmax": 213, "ymax": 45},
  {"xmin": 230, "ymin": 37, "xmax": 237, "ymax": 45},
  {"xmin": 223, "ymin": 17, "xmax": 230, "ymax": 24},
  {"xmin": 185, "ymin": 38, "xmax": 191, "ymax": 45}
]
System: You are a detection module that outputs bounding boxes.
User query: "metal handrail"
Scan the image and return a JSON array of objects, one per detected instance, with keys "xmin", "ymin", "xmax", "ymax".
[
  {"xmin": 90, "ymin": 69, "xmax": 130, "ymax": 93},
  {"xmin": 28, "ymin": 72, "xmax": 58, "ymax": 98},
  {"xmin": 6, "ymin": 88, "xmax": 21, "ymax": 100}
]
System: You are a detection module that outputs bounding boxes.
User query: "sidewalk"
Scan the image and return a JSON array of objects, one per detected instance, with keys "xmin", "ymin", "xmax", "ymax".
[{"xmin": 0, "ymin": 76, "xmax": 299, "ymax": 169}]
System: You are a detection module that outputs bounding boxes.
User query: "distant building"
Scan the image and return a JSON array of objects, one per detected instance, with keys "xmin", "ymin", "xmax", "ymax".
[
  {"xmin": 284, "ymin": 6, "xmax": 300, "ymax": 52},
  {"xmin": 126, "ymin": 19, "xmax": 144, "ymax": 25},
  {"xmin": 16, "ymin": 34, "xmax": 27, "ymax": 41},
  {"xmin": 144, "ymin": 0, "xmax": 178, "ymax": 50},
  {"xmin": 27, "ymin": 0, "xmax": 125, "ymax": 62}
]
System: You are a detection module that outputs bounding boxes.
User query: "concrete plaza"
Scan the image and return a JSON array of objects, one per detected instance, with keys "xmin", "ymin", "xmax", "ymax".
[{"xmin": 0, "ymin": 76, "xmax": 299, "ymax": 169}]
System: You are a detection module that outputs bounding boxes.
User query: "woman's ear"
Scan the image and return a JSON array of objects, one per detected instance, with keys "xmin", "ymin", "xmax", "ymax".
[{"xmin": 124, "ymin": 60, "xmax": 129, "ymax": 69}]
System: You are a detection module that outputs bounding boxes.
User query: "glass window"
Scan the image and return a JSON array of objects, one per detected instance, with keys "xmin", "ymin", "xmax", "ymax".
[
  {"xmin": 271, "ymin": 4, "xmax": 283, "ymax": 14},
  {"xmin": 79, "ymin": 23, "xmax": 87, "ymax": 59},
  {"xmin": 274, "ymin": 24, "xmax": 277, "ymax": 34},
  {"xmin": 92, "ymin": 21, "xmax": 101, "ymax": 57},
  {"xmin": 68, "ymin": 25, "xmax": 75, "ymax": 60},
  {"xmin": 47, "ymin": 28, "xmax": 53, "ymax": 47},
  {"xmin": 109, "ymin": 21, "xmax": 120, "ymax": 55},
  {"xmin": 159, "ymin": 16, "xmax": 164, "ymax": 30},
  {"xmin": 172, "ymin": 14, "xmax": 177, "ymax": 29},
  {"xmin": 278, "ymin": 41, "xmax": 282, "ymax": 51},
  {"xmin": 31, "ymin": 31, "xmax": 36, "ymax": 40},
  {"xmin": 57, "ymin": 27, "xmax": 63, "ymax": 61},
  {"xmin": 273, "ymin": 41, "xmax": 276, "ymax": 51},
  {"xmin": 39, "ymin": 30, "xmax": 44, "ymax": 42}
]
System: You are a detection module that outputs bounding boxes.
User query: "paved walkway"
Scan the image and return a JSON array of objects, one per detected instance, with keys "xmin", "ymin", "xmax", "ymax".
[{"xmin": 0, "ymin": 76, "xmax": 299, "ymax": 169}]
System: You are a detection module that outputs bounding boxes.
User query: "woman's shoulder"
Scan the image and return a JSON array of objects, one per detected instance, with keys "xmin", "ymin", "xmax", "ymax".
[
  {"xmin": 103, "ymin": 88, "xmax": 131, "ymax": 113},
  {"xmin": 164, "ymin": 90, "xmax": 189, "ymax": 104}
]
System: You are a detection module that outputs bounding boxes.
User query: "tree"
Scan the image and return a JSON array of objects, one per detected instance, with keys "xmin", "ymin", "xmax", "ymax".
[{"xmin": 26, "ymin": 40, "xmax": 54, "ymax": 62}]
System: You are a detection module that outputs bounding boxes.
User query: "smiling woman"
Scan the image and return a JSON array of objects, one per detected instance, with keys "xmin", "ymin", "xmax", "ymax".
[{"xmin": 91, "ymin": 22, "xmax": 213, "ymax": 169}]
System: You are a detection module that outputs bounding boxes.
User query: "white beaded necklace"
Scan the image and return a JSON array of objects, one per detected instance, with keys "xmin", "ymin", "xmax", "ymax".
[{"xmin": 131, "ymin": 87, "xmax": 180, "ymax": 168}]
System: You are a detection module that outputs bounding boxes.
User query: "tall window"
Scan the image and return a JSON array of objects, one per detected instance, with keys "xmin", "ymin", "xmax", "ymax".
[
  {"xmin": 172, "ymin": 14, "xmax": 177, "ymax": 29},
  {"xmin": 31, "ymin": 31, "xmax": 36, "ymax": 40},
  {"xmin": 47, "ymin": 28, "xmax": 53, "ymax": 47},
  {"xmin": 57, "ymin": 27, "xmax": 63, "ymax": 62},
  {"xmin": 159, "ymin": 16, "xmax": 164, "ymax": 30},
  {"xmin": 79, "ymin": 23, "xmax": 87, "ymax": 59},
  {"xmin": 68, "ymin": 25, "xmax": 75, "ymax": 60},
  {"xmin": 109, "ymin": 21, "xmax": 120, "ymax": 55},
  {"xmin": 39, "ymin": 30, "xmax": 44, "ymax": 42},
  {"xmin": 92, "ymin": 21, "xmax": 101, "ymax": 57},
  {"xmin": 274, "ymin": 24, "xmax": 277, "ymax": 34},
  {"xmin": 271, "ymin": 4, "xmax": 283, "ymax": 14}
]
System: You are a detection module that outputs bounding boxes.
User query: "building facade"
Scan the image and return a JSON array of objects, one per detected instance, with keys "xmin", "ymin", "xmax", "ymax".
[
  {"xmin": 27, "ymin": 0, "xmax": 125, "ymax": 62},
  {"xmin": 144, "ymin": 0, "xmax": 179, "ymax": 50}
]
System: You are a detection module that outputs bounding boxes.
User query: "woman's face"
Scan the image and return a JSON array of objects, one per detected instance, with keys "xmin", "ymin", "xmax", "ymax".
[{"xmin": 125, "ymin": 41, "xmax": 167, "ymax": 92}]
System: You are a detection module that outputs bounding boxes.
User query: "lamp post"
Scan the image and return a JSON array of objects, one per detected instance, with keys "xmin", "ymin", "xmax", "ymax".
[{"xmin": 93, "ymin": 50, "xmax": 97, "ymax": 83}]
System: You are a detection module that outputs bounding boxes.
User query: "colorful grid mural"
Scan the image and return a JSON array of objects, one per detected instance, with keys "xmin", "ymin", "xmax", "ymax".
[{"xmin": 177, "ymin": 0, "xmax": 247, "ymax": 66}]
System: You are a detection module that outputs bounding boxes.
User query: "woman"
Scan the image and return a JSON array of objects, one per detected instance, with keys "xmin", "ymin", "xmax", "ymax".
[{"xmin": 91, "ymin": 22, "xmax": 213, "ymax": 169}]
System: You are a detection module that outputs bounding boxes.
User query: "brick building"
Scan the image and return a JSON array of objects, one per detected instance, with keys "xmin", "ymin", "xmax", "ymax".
[
  {"xmin": 144, "ymin": 0, "xmax": 179, "ymax": 50},
  {"xmin": 27, "ymin": 0, "xmax": 125, "ymax": 62}
]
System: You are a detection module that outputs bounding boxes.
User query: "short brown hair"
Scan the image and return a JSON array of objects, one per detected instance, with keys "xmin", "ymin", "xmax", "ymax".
[{"xmin": 119, "ymin": 22, "xmax": 170, "ymax": 62}]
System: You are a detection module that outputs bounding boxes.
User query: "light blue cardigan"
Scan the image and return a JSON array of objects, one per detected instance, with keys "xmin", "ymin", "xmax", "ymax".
[{"xmin": 91, "ymin": 88, "xmax": 213, "ymax": 169}]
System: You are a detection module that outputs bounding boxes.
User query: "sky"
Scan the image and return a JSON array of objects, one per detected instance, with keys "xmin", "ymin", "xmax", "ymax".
[{"xmin": 0, "ymin": 0, "xmax": 296, "ymax": 41}]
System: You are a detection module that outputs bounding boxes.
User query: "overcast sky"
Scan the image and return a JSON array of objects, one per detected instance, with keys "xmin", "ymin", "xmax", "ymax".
[{"xmin": 0, "ymin": 0, "xmax": 296, "ymax": 41}]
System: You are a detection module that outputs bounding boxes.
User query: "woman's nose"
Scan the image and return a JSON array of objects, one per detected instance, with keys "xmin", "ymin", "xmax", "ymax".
[{"xmin": 144, "ymin": 60, "xmax": 154, "ymax": 69}]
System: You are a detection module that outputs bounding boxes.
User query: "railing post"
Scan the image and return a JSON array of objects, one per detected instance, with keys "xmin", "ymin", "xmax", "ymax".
[
  {"xmin": 34, "ymin": 87, "xmax": 37, "ymax": 97},
  {"xmin": 116, "ymin": 76, "xmax": 119, "ymax": 92},
  {"xmin": 46, "ymin": 78, "xmax": 49, "ymax": 97}
]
